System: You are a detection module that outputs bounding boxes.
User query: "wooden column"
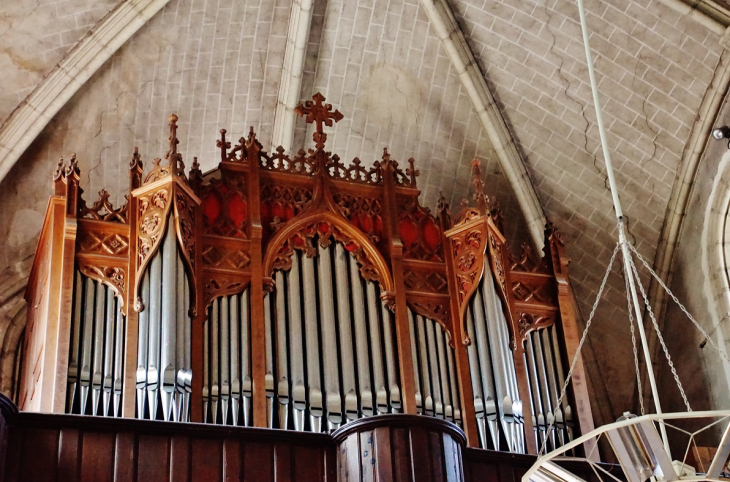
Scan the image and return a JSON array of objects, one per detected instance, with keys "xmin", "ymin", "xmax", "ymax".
[
  {"xmin": 46, "ymin": 163, "xmax": 81, "ymax": 413},
  {"xmin": 439, "ymin": 204, "xmax": 479, "ymax": 448},
  {"xmin": 546, "ymin": 226, "xmax": 597, "ymax": 461},
  {"xmin": 190, "ymin": 162, "xmax": 205, "ymax": 423},
  {"xmin": 245, "ymin": 130, "xmax": 267, "ymax": 427},
  {"xmin": 381, "ymin": 157, "xmax": 417, "ymax": 415},
  {"xmin": 122, "ymin": 152, "xmax": 143, "ymax": 418}
]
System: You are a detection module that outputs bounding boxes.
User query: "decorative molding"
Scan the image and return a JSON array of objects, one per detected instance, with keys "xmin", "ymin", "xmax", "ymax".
[
  {"xmin": 271, "ymin": 0, "xmax": 316, "ymax": 152},
  {"xmin": 0, "ymin": 0, "xmax": 171, "ymax": 184},
  {"xmin": 649, "ymin": 47, "xmax": 730, "ymax": 365}
]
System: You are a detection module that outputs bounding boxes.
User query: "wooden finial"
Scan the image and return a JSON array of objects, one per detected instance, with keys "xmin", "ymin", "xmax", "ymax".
[
  {"xmin": 471, "ymin": 159, "xmax": 488, "ymax": 214},
  {"xmin": 129, "ymin": 147, "xmax": 143, "ymax": 190},
  {"xmin": 406, "ymin": 158, "xmax": 419, "ymax": 187},
  {"xmin": 217, "ymin": 129, "xmax": 230, "ymax": 163},
  {"xmin": 294, "ymin": 92, "xmax": 344, "ymax": 150},
  {"xmin": 167, "ymin": 113, "xmax": 180, "ymax": 160}
]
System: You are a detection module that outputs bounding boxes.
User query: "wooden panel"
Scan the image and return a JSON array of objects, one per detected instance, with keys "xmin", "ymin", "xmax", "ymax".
[
  {"xmin": 80, "ymin": 432, "xmax": 114, "ymax": 482},
  {"xmin": 407, "ymin": 426, "xmax": 430, "ymax": 482},
  {"xmin": 20, "ymin": 428, "xmax": 58, "ymax": 482},
  {"xmin": 274, "ymin": 443, "xmax": 292, "ymax": 482},
  {"xmin": 3, "ymin": 425, "xmax": 22, "ymax": 482},
  {"xmin": 192, "ymin": 438, "xmax": 222, "ymax": 480},
  {"xmin": 243, "ymin": 442, "xmax": 273, "ymax": 482},
  {"xmin": 137, "ymin": 435, "xmax": 170, "ymax": 481},
  {"xmin": 113, "ymin": 433, "xmax": 135, "ymax": 482},
  {"xmin": 170, "ymin": 436, "xmax": 190, "ymax": 482},
  {"xmin": 429, "ymin": 430, "xmax": 445, "ymax": 482},
  {"xmin": 57, "ymin": 429, "xmax": 80, "ymax": 482},
  {"xmin": 390, "ymin": 428, "xmax": 411, "ymax": 482},
  {"xmin": 373, "ymin": 427, "xmax": 392, "ymax": 482},
  {"xmin": 223, "ymin": 439, "xmax": 242, "ymax": 481},
  {"xmin": 291, "ymin": 445, "xmax": 323, "ymax": 482}
]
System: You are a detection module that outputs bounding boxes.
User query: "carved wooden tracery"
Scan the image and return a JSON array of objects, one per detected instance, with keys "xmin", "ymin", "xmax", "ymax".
[{"xmin": 21, "ymin": 92, "xmax": 592, "ymax": 454}]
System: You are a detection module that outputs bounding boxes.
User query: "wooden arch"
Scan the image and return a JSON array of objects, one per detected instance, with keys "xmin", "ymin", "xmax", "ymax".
[{"xmin": 262, "ymin": 209, "xmax": 395, "ymax": 293}]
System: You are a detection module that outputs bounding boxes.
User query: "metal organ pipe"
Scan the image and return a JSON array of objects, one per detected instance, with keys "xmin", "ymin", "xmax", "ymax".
[
  {"xmin": 366, "ymin": 282, "xmax": 388, "ymax": 415},
  {"xmin": 407, "ymin": 309, "xmax": 462, "ymax": 426},
  {"xmin": 134, "ymin": 215, "xmax": 192, "ymax": 422},
  {"xmin": 465, "ymin": 308, "xmax": 488, "ymax": 449},
  {"xmin": 204, "ymin": 290, "xmax": 253, "ymax": 426},
  {"xmin": 267, "ymin": 239, "xmax": 401, "ymax": 433},
  {"xmin": 481, "ymin": 269, "xmax": 525, "ymax": 453},
  {"xmin": 334, "ymin": 243, "xmax": 357, "ymax": 423},
  {"xmin": 302, "ymin": 253, "xmax": 323, "ymax": 431},
  {"xmin": 407, "ymin": 310, "xmax": 423, "ymax": 414},
  {"xmin": 287, "ymin": 257, "xmax": 306, "ymax": 430},
  {"xmin": 349, "ymin": 255, "xmax": 373, "ymax": 418},
  {"xmin": 66, "ymin": 272, "xmax": 126, "ymax": 417},
  {"xmin": 317, "ymin": 243, "xmax": 342, "ymax": 430}
]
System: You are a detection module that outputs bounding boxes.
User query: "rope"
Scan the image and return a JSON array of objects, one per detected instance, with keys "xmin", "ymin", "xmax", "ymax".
[
  {"xmin": 627, "ymin": 242, "xmax": 730, "ymax": 366},
  {"xmin": 626, "ymin": 252, "xmax": 692, "ymax": 411},
  {"xmin": 623, "ymin": 261, "xmax": 645, "ymax": 415},
  {"xmin": 538, "ymin": 242, "xmax": 621, "ymax": 456}
]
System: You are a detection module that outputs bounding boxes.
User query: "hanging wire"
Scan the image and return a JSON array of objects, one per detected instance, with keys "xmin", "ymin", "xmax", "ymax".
[
  {"xmin": 623, "ymin": 260, "xmax": 645, "ymax": 416},
  {"xmin": 627, "ymin": 242, "xmax": 730, "ymax": 366},
  {"xmin": 626, "ymin": 252, "xmax": 692, "ymax": 412},
  {"xmin": 538, "ymin": 242, "xmax": 621, "ymax": 456}
]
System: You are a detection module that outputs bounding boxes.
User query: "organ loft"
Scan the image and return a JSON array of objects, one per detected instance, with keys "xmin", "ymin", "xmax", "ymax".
[{"xmin": 1, "ymin": 92, "xmax": 604, "ymax": 480}]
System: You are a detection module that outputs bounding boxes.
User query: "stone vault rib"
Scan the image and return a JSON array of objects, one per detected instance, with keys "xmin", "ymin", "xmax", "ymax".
[{"xmin": 0, "ymin": 0, "xmax": 170, "ymax": 184}]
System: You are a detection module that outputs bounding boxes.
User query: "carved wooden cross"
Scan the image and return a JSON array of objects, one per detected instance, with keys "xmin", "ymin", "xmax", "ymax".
[{"xmin": 295, "ymin": 92, "xmax": 343, "ymax": 149}]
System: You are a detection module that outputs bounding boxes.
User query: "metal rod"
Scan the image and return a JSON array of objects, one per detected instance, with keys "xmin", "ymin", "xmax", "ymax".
[{"xmin": 574, "ymin": 0, "xmax": 669, "ymax": 455}]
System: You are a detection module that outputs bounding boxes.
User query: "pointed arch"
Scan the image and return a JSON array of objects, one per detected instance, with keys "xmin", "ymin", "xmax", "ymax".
[{"xmin": 263, "ymin": 209, "xmax": 394, "ymax": 292}]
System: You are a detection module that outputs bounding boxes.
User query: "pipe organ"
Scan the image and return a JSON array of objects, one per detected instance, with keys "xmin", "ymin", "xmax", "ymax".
[{"xmin": 18, "ymin": 92, "xmax": 595, "ymax": 457}]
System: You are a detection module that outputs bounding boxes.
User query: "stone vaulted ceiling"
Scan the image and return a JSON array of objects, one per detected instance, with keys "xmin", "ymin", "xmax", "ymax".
[{"xmin": 1, "ymin": 0, "xmax": 729, "ymax": 425}]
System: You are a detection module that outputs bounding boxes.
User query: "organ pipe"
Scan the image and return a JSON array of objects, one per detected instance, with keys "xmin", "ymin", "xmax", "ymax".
[
  {"xmin": 203, "ymin": 290, "xmax": 252, "ymax": 426},
  {"xmin": 407, "ymin": 309, "xmax": 461, "ymax": 427},
  {"xmin": 267, "ymin": 239, "xmax": 401, "ymax": 433},
  {"xmin": 135, "ymin": 215, "xmax": 192, "ymax": 422},
  {"xmin": 66, "ymin": 273, "xmax": 126, "ymax": 417}
]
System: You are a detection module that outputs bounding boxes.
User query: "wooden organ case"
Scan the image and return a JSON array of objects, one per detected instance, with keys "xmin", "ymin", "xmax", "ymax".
[{"xmin": 15, "ymin": 93, "xmax": 597, "ymax": 480}]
